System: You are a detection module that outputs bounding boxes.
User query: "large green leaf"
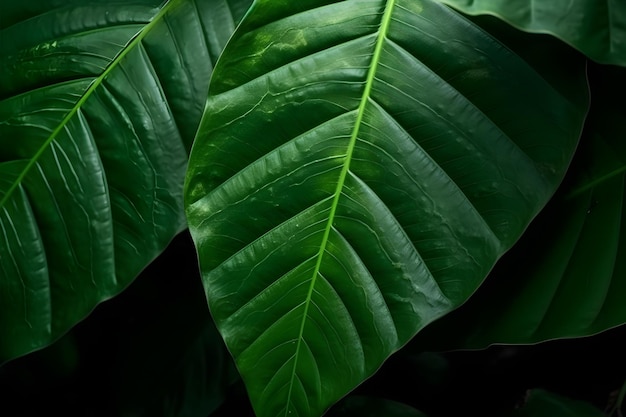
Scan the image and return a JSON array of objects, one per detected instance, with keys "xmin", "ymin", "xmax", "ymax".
[
  {"xmin": 413, "ymin": 64, "xmax": 626, "ymax": 349},
  {"xmin": 436, "ymin": 0, "xmax": 626, "ymax": 67},
  {"xmin": 185, "ymin": 0, "xmax": 588, "ymax": 416},
  {"xmin": 0, "ymin": 0, "xmax": 250, "ymax": 364}
]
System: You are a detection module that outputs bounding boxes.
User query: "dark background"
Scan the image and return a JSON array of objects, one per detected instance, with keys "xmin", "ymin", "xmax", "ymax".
[{"xmin": 1, "ymin": 231, "xmax": 624, "ymax": 417}]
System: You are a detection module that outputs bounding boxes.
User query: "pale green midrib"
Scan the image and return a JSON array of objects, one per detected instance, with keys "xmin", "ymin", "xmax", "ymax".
[
  {"xmin": 0, "ymin": 0, "xmax": 183, "ymax": 211},
  {"xmin": 283, "ymin": 1, "xmax": 397, "ymax": 415}
]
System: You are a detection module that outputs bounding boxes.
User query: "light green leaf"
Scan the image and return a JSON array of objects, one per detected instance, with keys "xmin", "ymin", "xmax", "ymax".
[
  {"xmin": 437, "ymin": 0, "xmax": 626, "ymax": 66},
  {"xmin": 0, "ymin": 0, "xmax": 251, "ymax": 364},
  {"xmin": 185, "ymin": 0, "xmax": 588, "ymax": 416}
]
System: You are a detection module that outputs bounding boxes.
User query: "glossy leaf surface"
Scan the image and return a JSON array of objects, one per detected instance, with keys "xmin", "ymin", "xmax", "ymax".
[
  {"xmin": 437, "ymin": 0, "xmax": 626, "ymax": 66},
  {"xmin": 185, "ymin": 0, "xmax": 588, "ymax": 416},
  {"xmin": 0, "ymin": 0, "xmax": 250, "ymax": 363},
  {"xmin": 414, "ymin": 65, "xmax": 626, "ymax": 349}
]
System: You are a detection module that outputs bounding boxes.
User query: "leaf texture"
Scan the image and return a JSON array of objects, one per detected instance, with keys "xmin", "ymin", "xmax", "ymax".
[
  {"xmin": 185, "ymin": 0, "xmax": 588, "ymax": 416},
  {"xmin": 0, "ymin": 0, "xmax": 250, "ymax": 363},
  {"xmin": 437, "ymin": 0, "xmax": 626, "ymax": 66}
]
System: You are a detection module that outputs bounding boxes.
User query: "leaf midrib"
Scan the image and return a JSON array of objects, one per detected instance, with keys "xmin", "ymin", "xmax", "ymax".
[
  {"xmin": 0, "ymin": 0, "xmax": 183, "ymax": 211},
  {"xmin": 283, "ymin": 1, "xmax": 396, "ymax": 414}
]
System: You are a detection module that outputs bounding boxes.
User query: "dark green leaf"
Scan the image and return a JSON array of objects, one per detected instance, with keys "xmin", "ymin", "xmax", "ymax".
[
  {"xmin": 0, "ymin": 0, "xmax": 251, "ymax": 364},
  {"xmin": 413, "ymin": 64, "xmax": 626, "ymax": 349},
  {"xmin": 185, "ymin": 0, "xmax": 588, "ymax": 416},
  {"xmin": 437, "ymin": 0, "xmax": 626, "ymax": 66}
]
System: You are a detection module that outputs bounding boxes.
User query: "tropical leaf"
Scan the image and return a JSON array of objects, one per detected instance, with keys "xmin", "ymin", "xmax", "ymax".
[
  {"xmin": 0, "ymin": 0, "xmax": 251, "ymax": 364},
  {"xmin": 413, "ymin": 64, "xmax": 626, "ymax": 349},
  {"xmin": 185, "ymin": 0, "xmax": 588, "ymax": 416},
  {"xmin": 436, "ymin": 0, "xmax": 626, "ymax": 67}
]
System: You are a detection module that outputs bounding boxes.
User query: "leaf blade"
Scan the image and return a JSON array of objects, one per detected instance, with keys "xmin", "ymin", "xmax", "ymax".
[
  {"xmin": 0, "ymin": 0, "xmax": 252, "ymax": 363},
  {"xmin": 413, "ymin": 64, "xmax": 626, "ymax": 348},
  {"xmin": 185, "ymin": 0, "xmax": 589, "ymax": 416}
]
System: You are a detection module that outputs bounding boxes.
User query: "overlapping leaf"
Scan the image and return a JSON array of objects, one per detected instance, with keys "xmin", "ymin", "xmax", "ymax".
[
  {"xmin": 185, "ymin": 0, "xmax": 588, "ymax": 416},
  {"xmin": 437, "ymin": 0, "xmax": 626, "ymax": 66},
  {"xmin": 413, "ymin": 65, "xmax": 626, "ymax": 349},
  {"xmin": 0, "ymin": 0, "xmax": 250, "ymax": 363}
]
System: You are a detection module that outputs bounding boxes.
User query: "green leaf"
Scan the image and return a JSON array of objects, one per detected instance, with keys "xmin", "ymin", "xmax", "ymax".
[
  {"xmin": 0, "ymin": 0, "xmax": 251, "ymax": 364},
  {"xmin": 185, "ymin": 0, "xmax": 588, "ymax": 416},
  {"xmin": 413, "ymin": 64, "xmax": 626, "ymax": 349},
  {"xmin": 436, "ymin": 0, "xmax": 626, "ymax": 67},
  {"xmin": 511, "ymin": 390, "xmax": 606, "ymax": 417}
]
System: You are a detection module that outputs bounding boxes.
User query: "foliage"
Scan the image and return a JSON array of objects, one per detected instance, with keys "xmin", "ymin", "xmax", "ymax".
[
  {"xmin": 184, "ymin": 1, "xmax": 589, "ymax": 415},
  {"xmin": 0, "ymin": 0, "xmax": 249, "ymax": 363},
  {"xmin": 413, "ymin": 62, "xmax": 626, "ymax": 350},
  {"xmin": 438, "ymin": 0, "xmax": 626, "ymax": 66},
  {"xmin": 1, "ymin": 0, "xmax": 625, "ymax": 416}
]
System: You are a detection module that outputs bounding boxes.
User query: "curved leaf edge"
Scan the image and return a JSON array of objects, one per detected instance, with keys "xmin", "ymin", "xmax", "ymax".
[
  {"xmin": 0, "ymin": 229, "xmax": 191, "ymax": 367},
  {"xmin": 436, "ymin": 0, "xmax": 626, "ymax": 67},
  {"xmin": 0, "ymin": 0, "xmax": 191, "ymax": 366}
]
